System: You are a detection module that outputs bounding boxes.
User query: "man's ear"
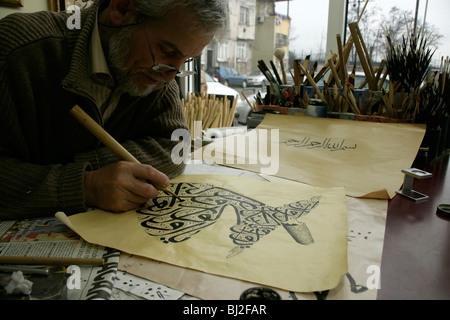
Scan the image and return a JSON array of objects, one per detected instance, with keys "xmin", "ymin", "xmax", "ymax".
[{"xmin": 109, "ymin": 0, "xmax": 136, "ymax": 26}]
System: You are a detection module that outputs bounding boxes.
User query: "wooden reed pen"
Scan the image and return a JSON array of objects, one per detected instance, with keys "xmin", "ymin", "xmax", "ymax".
[{"xmin": 182, "ymin": 92, "xmax": 238, "ymax": 138}]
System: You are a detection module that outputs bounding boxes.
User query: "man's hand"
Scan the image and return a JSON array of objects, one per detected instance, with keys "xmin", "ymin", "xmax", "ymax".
[{"xmin": 84, "ymin": 161, "xmax": 170, "ymax": 212}]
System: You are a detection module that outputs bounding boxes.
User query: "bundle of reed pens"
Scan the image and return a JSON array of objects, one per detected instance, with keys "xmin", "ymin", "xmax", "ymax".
[
  {"xmin": 415, "ymin": 56, "xmax": 450, "ymax": 128},
  {"xmin": 181, "ymin": 92, "xmax": 238, "ymax": 138},
  {"xmin": 385, "ymin": 25, "xmax": 435, "ymax": 94},
  {"xmin": 295, "ymin": 51, "xmax": 367, "ymax": 115},
  {"xmin": 382, "ymin": 24, "xmax": 436, "ymax": 120},
  {"xmin": 296, "ymin": 1, "xmax": 390, "ymax": 115}
]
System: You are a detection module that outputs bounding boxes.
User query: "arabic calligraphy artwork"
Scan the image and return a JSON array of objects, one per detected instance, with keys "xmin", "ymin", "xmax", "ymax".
[
  {"xmin": 195, "ymin": 114, "xmax": 426, "ymax": 199},
  {"xmin": 56, "ymin": 174, "xmax": 348, "ymax": 293},
  {"xmin": 118, "ymin": 194, "xmax": 388, "ymax": 300},
  {"xmin": 137, "ymin": 182, "xmax": 321, "ymax": 258},
  {"xmin": 282, "ymin": 137, "xmax": 358, "ymax": 152}
]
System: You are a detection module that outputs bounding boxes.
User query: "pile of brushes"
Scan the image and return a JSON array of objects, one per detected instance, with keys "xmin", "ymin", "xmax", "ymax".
[
  {"xmin": 181, "ymin": 92, "xmax": 238, "ymax": 138},
  {"xmin": 384, "ymin": 24, "xmax": 437, "ymax": 120},
  {"xmin": 416, "ymin": 56, "xmax": 450, "ymax": 128}
]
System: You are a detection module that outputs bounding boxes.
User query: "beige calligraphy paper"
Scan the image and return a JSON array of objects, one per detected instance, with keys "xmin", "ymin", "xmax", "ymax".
[
  {"xmin": 118, "ymin": 178, "xmax": 387, "ymax": 300},
  {"xmin": 194, "ymin": 114, "xmax": 426, "ymax": 199},
  {"xmin": 56, "ymin": 174, "xmax": 348, "ymax": 293}
]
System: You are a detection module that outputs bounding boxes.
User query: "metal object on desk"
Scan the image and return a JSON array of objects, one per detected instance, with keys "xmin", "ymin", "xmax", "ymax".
[
  {"xmin": 396, "ymin": 168, "xmax": 432, "ymax": 201},
  {"xmin": 240, "ymin": 287, "xmax": 281, "ymax": 300},
  {"xmin": 436, "ymin": 204, "xmax": 450, "ymax": 219}
]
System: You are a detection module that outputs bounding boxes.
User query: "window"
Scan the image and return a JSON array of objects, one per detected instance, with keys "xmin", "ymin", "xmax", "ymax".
[
  {"xmin": 217, "ymin": 42, "xmax": 230, "ymax": 62},
  {"xmin": 275, "ymin": 0, "xmax": 449, "ymax": 66},
  {"xmin": 236, "ymin": 42, "xmax": 247, "ymax": 61},
  {"xmin": 240, "ymin": 6, "xmax": 250, "ymax": 25},
  {"xmin": 276, "ymin": 34, "xmax": 288, "ymax": 48}
]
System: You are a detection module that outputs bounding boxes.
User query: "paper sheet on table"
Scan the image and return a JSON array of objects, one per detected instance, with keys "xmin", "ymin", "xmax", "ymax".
[
  {"xmin": 119, "ymin": 182, "xmax": 387, "ymax": 300},
  {"xmin": 194, "ymin": 114, "xmax": 426, "ymax": 199},
  {"xmin": 113, "ymin": 270, "xmax": 184, "ymax": 300},
  {"xmin": 56, "ymin": 174, "xmax": 348, "ymax": 293}
]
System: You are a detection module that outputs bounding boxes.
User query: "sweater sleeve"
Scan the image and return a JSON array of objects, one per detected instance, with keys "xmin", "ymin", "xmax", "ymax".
[
  {"xmin": 0, "ymin": 157, "xmax": 91, "ymax": 220},
  {"xmin": 0, "ymin": 12, "xmax": 92, "ymax": 219}
]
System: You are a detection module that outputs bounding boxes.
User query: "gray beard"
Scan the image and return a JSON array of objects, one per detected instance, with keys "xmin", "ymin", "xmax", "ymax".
[{"xmin": 106, "ymin": 26, "xmax": 157, "ymax": 97}]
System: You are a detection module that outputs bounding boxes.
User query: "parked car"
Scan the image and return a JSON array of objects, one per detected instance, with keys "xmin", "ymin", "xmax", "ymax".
[
  {"xmin": 207, "ymin": 66, "xmax": 248, "ymax": 88},
  {"xmin": 203, "ymin": 71, "xmax": 240, "ymax": 98},
  {"xmin": 247, "ymin": 70, "xmax": 267, "ymax": 87},
  {"xmin": 353, "ymin": 71, "xmax": 389, "ymax": 90},
  {"xmin": 247, "ymin": 69, "xmax": 294, "ymax": 87}
]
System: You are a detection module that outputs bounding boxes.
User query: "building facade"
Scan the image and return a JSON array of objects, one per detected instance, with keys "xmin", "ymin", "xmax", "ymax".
[{"xmin": 203, "ymin": 0, "xmax": 291, "ymax": 79}]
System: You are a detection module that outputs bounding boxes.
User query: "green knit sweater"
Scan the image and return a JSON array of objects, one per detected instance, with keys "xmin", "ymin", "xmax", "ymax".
[{"xmin": 0, "ymin": 1, "xmax": 188, "ymax": 219}]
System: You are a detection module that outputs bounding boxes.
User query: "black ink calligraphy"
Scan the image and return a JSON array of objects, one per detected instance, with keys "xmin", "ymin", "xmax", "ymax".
[
  {"xmin": 282, "ymin": 137, "xmax": 358, "ymax": 152},
  {"xmin": 136, "ymin": 183, "xmax": 322, "ymax": 258}
]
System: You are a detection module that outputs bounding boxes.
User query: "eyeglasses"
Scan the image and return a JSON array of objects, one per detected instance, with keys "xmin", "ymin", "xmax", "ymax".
[{"xmin": 144, "ymin": 25, "xmax": 196, "ymax": 78}]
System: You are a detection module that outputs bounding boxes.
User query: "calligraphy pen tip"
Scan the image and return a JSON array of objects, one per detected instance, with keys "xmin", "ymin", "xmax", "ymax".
[{"xmin": 162, "ymin": 188, "xmax": 183, "ymax": 201}]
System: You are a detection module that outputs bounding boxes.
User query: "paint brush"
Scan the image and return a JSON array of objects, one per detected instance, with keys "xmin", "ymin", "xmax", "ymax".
[
  {"xmin": 309, "ymin": 61, "xmax": 318, "ymax": 78},
  {"xmin": 270, "ymin": 60, "xmax": 283, "ymax": 85},
  {"xmin": 274, "ymin": 48, "xmax": 287, "ymax": 84},
  {"xmin": 241, "ymin": 92, "xmax": 255, "ymax": 111},
  {"xmin": 257, "ymin": 60, "xmax": 273, "ymax": 85},
  {"xmin": 70, "ymin": 105, "xmax": 180, "ymax": 200},
  {"xmin": 303, "ymin": 55, "xmax": 311, "ymax": 73},
  {"xmin": 298, "ymin": 63, "xmax": 327, "ymax": 103},
  {"xmin": 293, "ymin": 59, "xmax": 302, "ymax": 86}
]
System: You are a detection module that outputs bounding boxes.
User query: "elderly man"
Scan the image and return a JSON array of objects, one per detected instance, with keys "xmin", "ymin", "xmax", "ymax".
[{"xmin": 0, "ymin": 0, "xmax": 228, "ymax": 219}]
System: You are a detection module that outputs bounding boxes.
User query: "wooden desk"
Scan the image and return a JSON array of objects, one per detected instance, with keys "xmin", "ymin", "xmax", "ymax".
[{"xmin": 378, "ymin": 155, "xmax": 450, "ymax": 299}]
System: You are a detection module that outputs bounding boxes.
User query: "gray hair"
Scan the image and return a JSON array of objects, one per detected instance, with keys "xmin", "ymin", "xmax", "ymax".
[{"xmin": 134, "ymin": 0, "xmax": 229, "ymax": 39}]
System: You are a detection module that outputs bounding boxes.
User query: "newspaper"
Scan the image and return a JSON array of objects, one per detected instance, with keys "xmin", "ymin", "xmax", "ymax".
[{"xmin": 0, "ymin": 217, "xmax": 118, "ymax": 300}]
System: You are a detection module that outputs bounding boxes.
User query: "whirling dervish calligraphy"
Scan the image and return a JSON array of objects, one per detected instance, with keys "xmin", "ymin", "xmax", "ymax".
[{"xmin": 137, "ymin": 182, "xmax": 322, "ymax": 258}]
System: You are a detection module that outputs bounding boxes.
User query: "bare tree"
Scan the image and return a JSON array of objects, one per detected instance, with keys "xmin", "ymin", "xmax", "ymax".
[
  {"xmin": 346, "ymin": 1, "xmax": 384, "ymax": 64},
  {"xmin": 346, "ymin": 3, "xmax": 443, "ymax": 65}
]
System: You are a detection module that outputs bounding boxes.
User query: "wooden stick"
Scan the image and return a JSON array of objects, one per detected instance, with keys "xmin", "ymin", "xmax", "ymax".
[
  {"xmin": 310, "ymin": 61, "xmax": 317, "ymax": 74},
  {"xmin": 356, "ymin": 24, "xmax": 375, "ymax": 82},
  {"xmin": 374, "ymin": 60, "xmax": 386, "ymax": 88},
  {"xmin": 332, "ymin": 84, "xmax": 340, "ymax": 112},
  {"xmin": 327, "ymin": 51, "xmax": 345, "ymax": 86},
  {"xmin": 298, "ymin": 63, "xmax": 327, "ymax": 104},
  {"xmin": 340, "ymin": 0, "xmax": 367, "ymax": 54},
  {"xmin": 323, "ymin": 83, "xmax": 334, "ymax": 111},
  {"xmin": 314, "ymin": 53, "xmax": 337, "ymax": 83},
  {"xmin": 378, "ymin": 68, "xmax": 389, "ymax": 90},
  {"xmin": 293, "ymin": 59, "xmax": 302, "ymax": 86},
  {"xmin": 303, "ymin": 55, "xmax": 311, "ymax": 75},
  {"xmin": 442, "ymin": 56, "xmax": 448, "ymax": 95},
  {"xmin": 336, "ymin": 34, "xmax": 348, "ymax": 85},
  {"xmin": 227, "ymin": 95, "xmax": 239, "ymax": 127},
  {"xmin": 346, "ymin": 86, "xmax": 361, "ymax": 114},
  {"xmin": 357, "ymin": 0, "xmax": 370, "ymax": 24},
  {"xmin": 342, "ymin": 82, "xmax": 349, "ymax": 112},
  {"xmin": 0, "ymin": 256, "xmax": 104, "ymax": 266},
  {"xmin": 349, "ymin": 22, "xmax": 376, "ymax": 90},
  {"xmin": 70, "ymin": 105, "xmax": 179, "ymax": 199},
  {"xmin": 328, "ymin": 58, "xmax": 342, "ymax": 88},
  {"xmin": 241, "ymin": 92, "xmax": 255, "ymax": 112}
]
